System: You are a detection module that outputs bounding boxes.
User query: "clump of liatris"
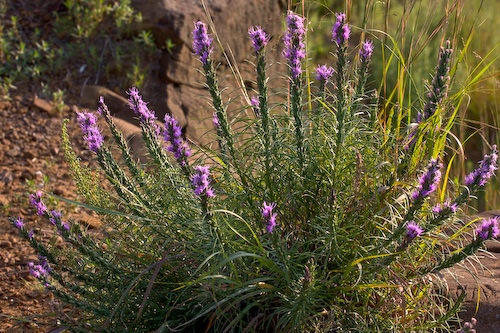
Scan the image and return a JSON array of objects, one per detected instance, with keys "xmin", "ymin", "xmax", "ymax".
[
  {"xmin": 283, "ymin": 11, "xmax": 306, "ymax": 79},
  {"xmin": 191, "ymin": 165, "xmax": 215, "ymax": 198},
  {"xmin": 465, "ymin": 145, "xmax": 498, "ymax": 187},
  {"xmin": 314, "ymin": 65, "xmax": 334, "ymax": 83},
  {"xmin": 476, "ymin": 217, "xmax": 500, "ymax": 241},
  {"xmin": 412, "ymin": 158, "xmax": 442, "ymax": 202},
  {"xmin": 406, "ymin": 221, "xmax": 423, "ymax": 242},
  {"xmin": 163, "ymin": 114, "xmax": 191, "ymax": 167},
  {"xmin": 14, "ymin": 216, "xmax": 24, "ymax": 229},
  {"xmin": 192, "ymin": 21, "xmax": 213, "ymax": 65},
  {"xmin": 262, "ymin": 202, "xmax": 277, "ymax": 233},
  {"xmin": 77, "ymin": 111, "xmax": 104, "ymax": 152},
  {"xmin": 432, "ymin": 200, "xmax": 458, "ymax": 215},
  {"xmin": 331, "ymin": 12, "xmax": 350, "ymax": 46},
  {"xmin": 356, "ymin": 40, "xmax": 374, "ymax": 97},
  {"xmin": 359, "ymin": 40, "xmax": 374, "ymax": 63},
  {"xmin": 418, "ymin": 40, "xmax": 453, "ymax": 122},
  {"xmin": 126, "ymin": 87, "xmax": 158, "ymax": 128},
  {"xmin": 30, "ymin": 191, "xmax": 47, "ymax": 216},
  {"xmin": 250, "ymin": 96, "xmax": 261, "ymax": 118},
  {"xmin": 248, "ymin": 26, "xmax": 269, "ymax": 54},
  {"xmin": 29, "ymin": 258, "xmax": 50, "ymax": 279}
]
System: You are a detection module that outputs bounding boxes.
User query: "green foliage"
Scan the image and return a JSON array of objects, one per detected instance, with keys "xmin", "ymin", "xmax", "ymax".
[{"xmin": 0, "ymin": 0, "xmax": 156, "ymax": 99}]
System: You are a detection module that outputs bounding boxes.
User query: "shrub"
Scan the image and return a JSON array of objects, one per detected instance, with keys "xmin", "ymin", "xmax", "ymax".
[{"xmin": 11, "ymin": 9, "xmax": 498, "ymax": 332}]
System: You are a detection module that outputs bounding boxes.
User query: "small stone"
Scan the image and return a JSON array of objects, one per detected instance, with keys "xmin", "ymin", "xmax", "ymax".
[
  {"xmin": 23, "ymin": 150, "xmax": 35, "ymax": 159},
  {"xmin": 19, "ymin": 169, "xmax": 35, "ymax": 180},
  {"xmin": 0, "ymin": 194, "xmax": 9, "ymax": 207},
  {"xmin": 0, "ymin": 169, "xmax": 13, "ymax": 185},
  {"xmin": 0, "ymin": 240, "xmax": 12, "ymax": 249}
]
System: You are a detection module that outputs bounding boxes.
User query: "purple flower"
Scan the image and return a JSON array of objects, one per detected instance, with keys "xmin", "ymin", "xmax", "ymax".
[
  {"xmin": 476, "ymin": 217, "xmax": 500, "ymax": 241},
  {"xmin": 77, "ymin": 112, "xmax": 104, "ymax": 153},
  {"xmin": 403, "ymin": 126, "xmax": 418, "ymax": 151},
  {"xmin": 164, "ymin": 114, "xmax": 191, "ymax": 167},
  {"xmin": 412, "ymin": 158, "xmax": 442, "ymax": 201},
  {"xmin": 212, "ymin": 112, "xmax": 219, "ymax": 128},
  {"xmin": 30, "ymin": 191, "xmax": 47, "ymax": 216},
  {"xmin": 29, "ymin": 260, "xmax": 50, "ymax": 280},
  {"xmin": 465, "ymin": 145, "xmax": 498, "ymax": 187},
  {"xmin": 77, "ymin": 111, "xmax": 97, "ymax": 132},
  {"xmin": 432, "ymin": 200, "xmax": 458, "ymax": 215},
  {"xmin": 250, "ymin": 96, "xmax": 260, "ymax": 117},
  {"xmin": 331, "ymin": 12, "xmax": 350, "ymax": 46},
  {"xmin": 314, "ymin": 65, "xmax": 334, "ymax": 82},
  {"xmin": 283, "ymin": 11, "xmax": 306, "ymax": 79},
  {"xmin": 28, "ymin": 229, "xmax": 34, "ymax": 239},
  {"xmin": 192, "ymin": 21, "xmax": 213, "ymax": 65},
  {"xmin": 262, "ymin": 201, "xmax": 277, "ymax": 233},
  {"xmin": 406, "ymin": 221, "xmax": 424, "ymax": 241},
  {"xmin": 14, "ymin": 216, "xmax": 24, "ymax": 229},
  {"xmin": 126, "ymin": 88, "xmax": 157, "ymax": 125},
  {"xmin": 248, "ymin": 26, "xmax": 269, "ymax": 53},
  {"xmin": 61, "ymin": 221, "xmax": 70, "ymax": 231},
  {"xmin": 359, "ymin": 40, "xmax": 374, "ymax": 62},
  {"xmin": 191, "ymin": 165, "xmax": 215, "ymax": 197}
]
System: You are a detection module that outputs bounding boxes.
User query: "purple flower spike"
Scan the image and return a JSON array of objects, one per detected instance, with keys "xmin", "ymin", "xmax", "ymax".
[
  {"xmin": 77, "ymin": 111, "xmax": 104, "ymax": 153},
  {"xmin": 126, "ymin": 88, "xmax": 158, "ymax": 128},
  {"xmin": 331, "ymin": 12, "xmax": 350, "ymax": 46},
  {"xmin": 314, "ymin": 65, "xmax": 334, "ymax": 82},
  {"xmin": 262, "ymin": 201, "xmax": 277, "ymax": 233},
  {"xmin": 164, "ymin": 114, "xmax": 191, "ymax": 167},
  {"xmin": 283, "ymin": 11, "xmax": 306, "ymax": 79},
  {"xmin": 360, "ymin": 40, "xmax": 374, "ymax": 62},
  {"xmin": 248, "ymin": 26, "xmax": 269, "ymax": 53},
  {"xmin": 250, "ymin": 96, "xmax": 261, "ymax": 118},
  {"xmin": 476, "ymin": 217, "xmax": 500, "ymax": 241},
  {"xmin": 193, "ymin": 21, "xmax": 213, "ymax": 65},
  {"xmin": 30, "ymin": 191, "xmax": 47, "ymax": 216},
  {"xmin": 432, "ymin": 200, "xmax": 458, "ymax": 215},
  {"xmin": 465, "ymin": 145, "xmax": 498, "ymax": 187},
  {"xmin": 191, "ymin": 165, "xmax": 215, "ymax": 198},
  {"xmin": 406, "ymin": 221, "xmax": 424, "ymax": 241},
  {"xmin": 14, "ymin": 216, "xmax": 24, "ymax": 229},
  {"xmin": 412, "ymin": 158, "xmax": 442, "ymax": 201}
]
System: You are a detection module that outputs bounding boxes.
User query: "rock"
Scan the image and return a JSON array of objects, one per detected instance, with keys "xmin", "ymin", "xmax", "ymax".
[
  {"xmin": 0, "ymin": 240, "xmax": 12, "ymax": 249},
  {"xmin": 125, "ymin": 0, "xmax": 285, "ymax": 147},
  {"xmin": 23, "ymin": 150, "xmax": 35, "ymax": 159},
  {"xmin": 112, "ymin": 117, "xmax": 150, "ymax": 163},
  {"xmin": 32, "ymin": 96, "xmax": 63, "ymax": 117},
  {"xmin": 19, "ymin": 169, "xmax": 35, "ymax": 181},
  {"xmin": 0, "ymin": 169, "xmax": 14, "ymax": 185},
  {"xmin": 79, "ymin": 85, "xmax": 135, "ymax": 123},
  {"xmin": 76, "ymin": 213, "xmax": 102, "ymax": 229},
  {"xmin": 0, "ymin": 194, "xmax": 8, "ymax": 207},
  {"xmin": 132, "ymin": 0, "xmax": 284, "ymax": 67}
]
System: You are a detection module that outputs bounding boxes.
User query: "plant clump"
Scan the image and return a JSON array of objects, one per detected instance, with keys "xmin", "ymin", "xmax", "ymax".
[{"xmin": 10, "ymin": 9, "xmax": 499, "ymax": 332}]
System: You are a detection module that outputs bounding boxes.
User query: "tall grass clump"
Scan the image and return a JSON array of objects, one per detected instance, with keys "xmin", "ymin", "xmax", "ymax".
[{"xmin": 10, "ymin": 9, "xmax": 499, "ymax": 332}]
